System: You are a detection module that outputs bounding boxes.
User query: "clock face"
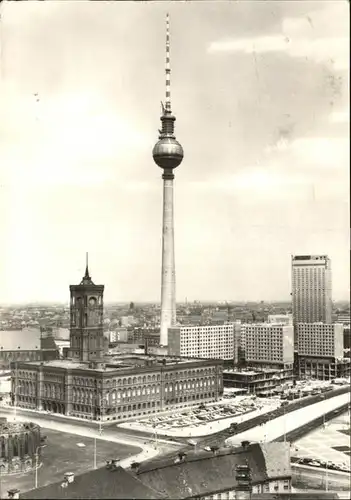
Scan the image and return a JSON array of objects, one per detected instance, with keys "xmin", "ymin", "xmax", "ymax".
[{"xmin": 89, "ymin": 297, "xmax": 97, "ymax": 306}]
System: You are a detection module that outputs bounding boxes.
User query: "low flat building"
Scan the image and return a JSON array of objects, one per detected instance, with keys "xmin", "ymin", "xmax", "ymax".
[
  {"xmin": 0, "ymin": 329, "xmax": 58, "ymax": 369},
  {"xmin": 297, "ymin": 355, "xmax": 350, "ymax": 380},
  {"xmin": 223, "ymin": 367, "xmax": 294, "ymax": 396},
  {"xmin": 267, "ymin": 315, "xmax": 293, "ymax": 326}
]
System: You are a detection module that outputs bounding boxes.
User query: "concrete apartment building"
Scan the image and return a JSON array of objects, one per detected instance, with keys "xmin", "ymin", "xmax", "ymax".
[
  {"xmin": 168, "ymin": 323, "xmax": 241, "ymax": 362},
  {"xmin": 224, "ymin": 323, "xmax": 295, "ymax": 394},
  {"xmin": 297, "ymin": 322, "xmax": 350, "ymax": 380},
  {"xmin": 240, "ymin": 324, "xmax": 294, "ymax": 369},
  {"xmin": 291, "ymin": 255, "xmax": 332, "ymax": 350}
]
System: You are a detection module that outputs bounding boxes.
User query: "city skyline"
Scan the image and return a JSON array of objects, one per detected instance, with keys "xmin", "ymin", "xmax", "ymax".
[{"xmin": 1, "ymin": 1, "xmax": 349, "ymax": 304}]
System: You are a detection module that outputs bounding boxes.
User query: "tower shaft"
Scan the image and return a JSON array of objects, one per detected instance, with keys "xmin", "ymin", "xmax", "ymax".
[{"xmin": 160, "ymin": 173, "xmax": 176, "ymax": 345}]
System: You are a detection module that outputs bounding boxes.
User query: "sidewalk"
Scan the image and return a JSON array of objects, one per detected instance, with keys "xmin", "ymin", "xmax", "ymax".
[{"xmin": 227, "ymin": 392, "xmax": 351, "ymax": 447}]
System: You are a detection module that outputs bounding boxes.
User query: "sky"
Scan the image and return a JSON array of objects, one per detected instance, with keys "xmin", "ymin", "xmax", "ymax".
[{"xmin": 0, "ymin": 1, "xmax": 349, "ymax": 304}]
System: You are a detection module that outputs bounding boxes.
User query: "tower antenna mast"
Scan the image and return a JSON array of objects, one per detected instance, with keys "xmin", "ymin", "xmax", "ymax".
[{"xmin": 165, "ymin": 13, "xmax": 171, "ymax": 114}]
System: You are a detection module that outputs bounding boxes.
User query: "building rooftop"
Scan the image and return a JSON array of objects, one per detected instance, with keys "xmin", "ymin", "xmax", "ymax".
[
  {"xmin": 20, "ymin": 465, "xmax": 162, "ymax": 499},
  {"xmin": 18, "ymin": 353, "xmax": 219, "ymax": 373},
  {"xmin": 223, "ymin": 368, "xmax": 279, "ymax": 375},
  {"xmin": 20, "ymin": 360, "xmax": 117, "ymax": 372},
  {"xmin": 243, "ymin": 323, "xmax": 292, "ymax": 328},
  {"xmin": 0, "ymin": 329, "xmax": 41, "ymax": 351},
  {"xmin": 134, "ymin": 442, "xmax": 291, "ymax": 499},
  {"xmin": 252, "ymin": 493, "xmax": 339, "ymax": 500}
]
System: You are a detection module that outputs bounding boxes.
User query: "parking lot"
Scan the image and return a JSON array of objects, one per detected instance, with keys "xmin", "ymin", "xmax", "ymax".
[{"xmin": 118, "ymin": 396, "xmax": 281, "ymax": 437}]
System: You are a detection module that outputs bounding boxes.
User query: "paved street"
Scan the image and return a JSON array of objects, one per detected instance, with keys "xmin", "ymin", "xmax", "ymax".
[
  {"xmin": 227, "ymin": 392, "xmax": 350, "ymax": 445},
  {"xmin": 292, "ymin": 463, "xmax": 350, "ymax": 491}
]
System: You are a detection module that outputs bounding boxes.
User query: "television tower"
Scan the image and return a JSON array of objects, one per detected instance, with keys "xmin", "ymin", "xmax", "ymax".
[{"xmin": 153, "ymin": 13, "xmax": 184, "ymax": 346}]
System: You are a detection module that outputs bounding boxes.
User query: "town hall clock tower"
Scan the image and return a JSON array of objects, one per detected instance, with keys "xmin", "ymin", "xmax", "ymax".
[{"xmin": 68, "ymin": 255, "xmax": 105, "ymax": 362}]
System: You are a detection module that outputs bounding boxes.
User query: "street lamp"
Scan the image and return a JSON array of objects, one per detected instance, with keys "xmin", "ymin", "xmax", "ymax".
[
  {"xmin": 34, "ymin": 444, "xmax": 47, "ymax": 489},
  {"xmin": 283, "ymin": 404, "xmax": 287, "ymax": 443},
  {"xmin": 0, "ymin": 463, "xmax": 6, "ymax": 500},
  {"xmin": 325, "ymin": 461, "xmax": 329, "ymax": 492},
  {"xmin": 152, "ymin": 423, "xmax": 158, "ymax": 450},
  {"xmin": 90, "ymin": 402, "xmax": 98, "ymax": 470},
  {"xmin": 13, "ymin": 385, "xmax": 25, "ymax": 422},
  {"xmin": 91, "ymin": 394, "xmax": 103, "ymax": 470}
]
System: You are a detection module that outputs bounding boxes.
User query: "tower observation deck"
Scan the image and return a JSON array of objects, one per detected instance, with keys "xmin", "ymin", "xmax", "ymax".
[{"xmin": 153, "ymin": 14, "xmax": 184, "ymax": 347}]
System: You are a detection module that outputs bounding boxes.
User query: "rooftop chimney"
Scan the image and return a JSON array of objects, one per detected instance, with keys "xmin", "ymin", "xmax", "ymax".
[
  {"xmin": 64, "ymin": 472, "xmax": 74, "ymax": 483},
  {"xmin": 130, "ymin": 461, "xmax": 140, "ymax": 473},
  {"xmin": 106, "ymin": 459, "xmax": 119, "ymax": 470},
  {"xmin": 8, "ymin": 490, "xmax": 20, "ymax": 500}
]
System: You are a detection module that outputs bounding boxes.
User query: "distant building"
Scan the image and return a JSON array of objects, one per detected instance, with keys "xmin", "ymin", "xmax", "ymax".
[
  {"xmin": 168, "ymin": 323, "xmax": 241, "ymax": 361},
  {"xmin": 144, "ymin": 332, "xmax": 161, "ymax": 353},
  {"xmin": 0, "ymin": 328, "xmax": 58, "ymax": 369},
  {"xmin": 291, "ymin": 255, "xmax": 332, "ymax": 349},
  {"xmin": 296, "ymin": 322, "xmax": 350, "ymax": 380},
  {"xmin": 127, "ymin": 329, "xmax": 145, "ymax": 344},
  {"xmin": 211, "ymin": 310, "xmax": 229, "ymax": 325},
  {"xmin": 109, "ymin": 328, "xmax": 128, "ymax": 344},
  {"xmin": 267, "ymin": 314, "xmax": 292, "ymax": 326},
  {"xmin": 0, "ymin": 371, "xmax": 11, "ymax": 394},
  {"xmin": 120, "ymin": 316, "xmax": 136, "ymax": 328},
  {"xmin": 336, "ymin": 313, "xmax": 350, "ymax": 326}
]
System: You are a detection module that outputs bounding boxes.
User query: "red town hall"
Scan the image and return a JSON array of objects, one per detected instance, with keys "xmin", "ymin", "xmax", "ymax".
[{"xmin": 11, "ymin": 264, "xmax": 223, "ymax": 422}]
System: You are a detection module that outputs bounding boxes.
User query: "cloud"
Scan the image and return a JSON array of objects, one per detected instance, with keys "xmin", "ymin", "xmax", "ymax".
[
  {"xmin": 1, "ymin": 90, "xmax": 150, "ymax": 187},
  {"xmin": 264, "ymin": 136, "xmax": 349, "ymax": 170},
  {"xmin": 208, "ymin": 6, "xmax": 349, "ymax": 71},
  {"xmin": 290, "ymin": 137, "xmax": 349, "ymax": 167},
  {"xmin": 208, "ymin": 35, "xmax": 348, "ymax": 71},
  {"xmin": 329, "ymin": 110, "xmax": 350, "ymax": 124},
  {"xmin": 188, "ymin": 167, "xmax": 312, "ymax": 202}
]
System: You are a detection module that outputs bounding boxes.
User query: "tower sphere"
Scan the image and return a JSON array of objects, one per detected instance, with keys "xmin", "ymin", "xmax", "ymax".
[{"xmin": 153, "ymin": 137, "xmax": 184, "ymax": 170}]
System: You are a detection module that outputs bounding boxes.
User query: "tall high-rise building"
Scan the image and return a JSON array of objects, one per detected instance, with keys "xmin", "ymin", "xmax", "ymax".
[
  {"xmin": 153, "ymin": 14, "xmax": 184, "ymax": 346},
  {"xmin": 291, "ymin": 255, "xmax": 332, "ymax": 325},
  {"xmin": 68, "ymin": 255, "xmax": 105, "ymax": 361}
]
